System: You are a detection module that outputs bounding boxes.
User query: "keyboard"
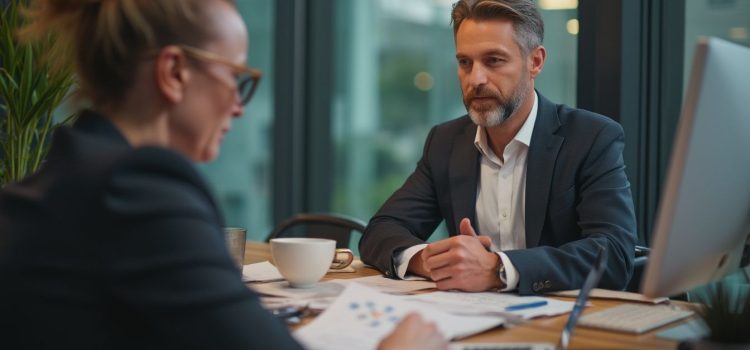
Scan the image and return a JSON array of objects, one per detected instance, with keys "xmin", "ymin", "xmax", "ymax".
[{"xmin": 578, "ymin": 303, "xmax": 694, "ymax": 334}]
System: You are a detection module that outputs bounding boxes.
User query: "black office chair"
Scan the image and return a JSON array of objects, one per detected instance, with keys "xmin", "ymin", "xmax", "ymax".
[
  {"xmin": 625, "ymin": 245, "xmax": 650, "ymax": 292},
  {"xmin": 265, "ymin": 213, "xmax": 367, "ymax": 249}
]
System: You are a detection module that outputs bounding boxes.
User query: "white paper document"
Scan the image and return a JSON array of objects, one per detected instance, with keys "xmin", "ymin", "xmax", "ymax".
[
  {"xmin": 407, "ymin": 291, "xmax": 574, "ymax": 319},
  {"xmin": 294, "ymin": 283, "xmax": 504, "ymax": 350},
  {"xmin": 242, "ymin": 260, "xmax": 357, "ymax": 283},
  {"xmin": 251, "ymin": 275, "xmax": 435, "ymax": 301},
  {"xmin": 242, "ymin": 261, "xmax": 284, "ymax": 282},
  {"xmin": 331, "ymin": 275, "xmax": 436, "ymax": 294},
  {"xmin": 260, "ymin": 295, "xmax": 338, "ymax": 310},
  {"xmin": 250, "ymin": 280, "xmax": 345, "ymax": 300}
]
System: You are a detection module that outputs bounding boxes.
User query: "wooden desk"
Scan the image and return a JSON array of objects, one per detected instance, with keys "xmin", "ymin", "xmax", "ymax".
[{"xmin": 245, "ymin": 241, "xmax": 689, "ymax": 350}]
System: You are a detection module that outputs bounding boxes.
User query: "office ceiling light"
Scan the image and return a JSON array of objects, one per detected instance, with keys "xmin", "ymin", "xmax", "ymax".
[
  {"xmin": 539, "ymin": 0, "xmax": 578, "ymax": 10},
  {"xmin": 566, "ymin": 19, "xmax": 579, "ymax": 35},
  {"xmin": 729, "ymin": 27, "xmax": 748, "ymax": 42},
  {"xmin": 414, "ymin": 72, "xmax": 434, "ymax": 91}
]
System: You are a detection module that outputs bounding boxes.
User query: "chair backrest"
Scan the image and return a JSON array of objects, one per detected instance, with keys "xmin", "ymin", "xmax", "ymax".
[
  {"xmin": 265, "ymin": 213, "xmax": 367, "ymax": 249},
  {"xmin": 626, "ymin": 245, "xmax": 650, "ymax": 292}
]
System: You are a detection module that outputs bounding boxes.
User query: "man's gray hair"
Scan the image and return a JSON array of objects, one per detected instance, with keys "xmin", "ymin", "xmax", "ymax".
[{"xmin": 451, "ymin": 0, "xmax": 544, "ymax": 55}]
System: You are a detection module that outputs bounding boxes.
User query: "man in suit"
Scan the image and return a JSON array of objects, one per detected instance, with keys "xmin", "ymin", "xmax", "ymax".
[{"xmin": 359, "ymin": 0, "xmax": 636, "ymax": 295}]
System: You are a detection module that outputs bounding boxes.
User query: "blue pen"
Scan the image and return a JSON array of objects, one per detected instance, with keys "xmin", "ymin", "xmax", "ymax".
[{"xmin": 504, "ymin": 300, "xmax": 548, "ymax": 311}]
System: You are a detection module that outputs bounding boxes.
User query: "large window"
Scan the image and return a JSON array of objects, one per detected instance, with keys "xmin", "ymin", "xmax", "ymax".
[
  {"xmin": 329, "ymin": 0, "xmax": 463, "ymax": 227},
  {"xmin": 205, "ymin": 1, "xmax": 575, "ymax": 244},
  {"xmin": 327, "ymin": 0, "xmax": 578, "ymax": 237},
  {"xmin": 684, "ymin": 0, "xmax": 750, "ymax": 89},
  {"xmin": 199, "ymin": 0, "xmax": 275, "ymax": 241}
]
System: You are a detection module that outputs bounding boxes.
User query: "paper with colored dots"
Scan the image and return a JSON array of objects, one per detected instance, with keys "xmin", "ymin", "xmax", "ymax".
[{"xmin": 294, "ymin": 283, "xmax": 504, "ymax": 350}]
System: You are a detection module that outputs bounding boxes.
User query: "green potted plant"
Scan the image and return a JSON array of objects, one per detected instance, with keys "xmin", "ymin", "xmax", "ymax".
[
  {"xmin": 685, "ymin": 282, "xmax": 750, "ymax": 350},
  {"xmin": 0, "ymin": 0, "xmax": 76, "ymax": 187}
]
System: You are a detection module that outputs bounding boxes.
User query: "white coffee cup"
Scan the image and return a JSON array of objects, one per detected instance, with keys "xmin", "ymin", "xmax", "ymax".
[{"xmin": 270, "ymin": 238, "xmax": 354, "ymax": 288}]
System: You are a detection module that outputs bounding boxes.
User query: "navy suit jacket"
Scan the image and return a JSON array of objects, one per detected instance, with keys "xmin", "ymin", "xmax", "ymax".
[
  {"xmin": 0, "ymin": 111, "xmax": 302, "ymax": 349},
  {"xmin": 359, "ymin": 93, "xmax": 637, "ymax": 295}
]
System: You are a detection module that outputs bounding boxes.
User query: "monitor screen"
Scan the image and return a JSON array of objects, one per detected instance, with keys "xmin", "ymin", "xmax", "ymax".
[{"xmin": 641, "ymin": 37, "xmax": 750, "ymax": 298}]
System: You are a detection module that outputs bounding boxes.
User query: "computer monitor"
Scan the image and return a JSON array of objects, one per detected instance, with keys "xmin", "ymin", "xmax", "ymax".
[{"xmin": 641, "ymin": 37, "xmax": 750, "ymax": 298}]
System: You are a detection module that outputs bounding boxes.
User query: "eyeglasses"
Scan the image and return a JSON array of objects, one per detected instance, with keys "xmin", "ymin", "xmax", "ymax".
[{"xmin": 178, "ymin": 45, "xmax": 262, "ymax": 106}]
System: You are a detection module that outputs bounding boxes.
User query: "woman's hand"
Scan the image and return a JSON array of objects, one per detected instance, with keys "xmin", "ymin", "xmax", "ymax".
[{"xmin": 377, "ymin": 313, "xmax": 449, "ymax": 350}]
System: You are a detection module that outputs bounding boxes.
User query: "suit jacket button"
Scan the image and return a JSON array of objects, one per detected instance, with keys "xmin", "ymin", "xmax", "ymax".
[
  {"xmin": 532, "ymin": 282, "xmax": 540, "ymax": 291},
  {"xmin": 385, "ymin": 271, "xmax": 391, "ymax": 277},
  {"xmin": 544, "ymin": 280, "xmax": 552, "ymax": 289}
]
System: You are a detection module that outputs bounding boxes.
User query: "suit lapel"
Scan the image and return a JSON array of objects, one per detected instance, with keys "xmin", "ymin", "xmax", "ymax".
[
  {"xmin": 449, "ymin": 121, "xmax": 481, "ymax": 234},
  {"xmin": 525, "ymin": 94, "xmax": 563, "ymax": 247}
]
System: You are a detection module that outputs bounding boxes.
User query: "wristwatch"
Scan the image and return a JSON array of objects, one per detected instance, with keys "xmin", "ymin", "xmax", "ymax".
[{"xmin": 497, "ymin": 261, "xmax": 507, "ymax": 285}]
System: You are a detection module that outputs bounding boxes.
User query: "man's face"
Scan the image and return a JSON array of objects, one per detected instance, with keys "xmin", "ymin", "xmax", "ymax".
[{"xmin": 456, "ymin": 19, "xmax": 532, "ymax": 127}]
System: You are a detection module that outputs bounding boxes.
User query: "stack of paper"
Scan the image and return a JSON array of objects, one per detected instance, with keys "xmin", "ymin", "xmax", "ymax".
[
  {"xmin": 242, "ymin": 261, "xmax": 284, "ymax": 282},
  {"xmin": 331, "ymin": 275, "xmax": 436, "ymax": 294},
  {"xmin": 250, "ymin": 275, "xmax": 438, "ymax": 310},
  {"xmin": 294, "ymin": 283, "xmax": 504, "ymax": 350},
  {"xmin": 407, "ymin": 291, "xmax": 574, "ymax": 319},
  {"xmin": 243, "ymin": 260, "xmax": 357, "ymax": 283}
]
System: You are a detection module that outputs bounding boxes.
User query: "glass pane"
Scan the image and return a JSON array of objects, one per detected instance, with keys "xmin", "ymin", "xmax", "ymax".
[
  {"xmin": 537, "ymin": 3, "xmax": 578, "ymax": 107},
  {"xmin": 329, "ymin": 0, "xmax": 578, "ymax": 240},
  {"xmin": 199, "ymin": 0, "xmax": 274, "ymax": 242},
  {"xmin": 684, "ymin": 0, "xmax": 750, "ymax": 92}
]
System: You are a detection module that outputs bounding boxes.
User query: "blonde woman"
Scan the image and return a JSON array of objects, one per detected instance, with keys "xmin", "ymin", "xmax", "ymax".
[{"xmin": 0, "ymin": 1, "xmax": 447, "ymax": 349}]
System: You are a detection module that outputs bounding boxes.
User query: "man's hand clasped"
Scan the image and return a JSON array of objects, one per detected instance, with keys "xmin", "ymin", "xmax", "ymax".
[{"xmin": 409, "ymin": 218, "xmax": 505, "ymax": 292}]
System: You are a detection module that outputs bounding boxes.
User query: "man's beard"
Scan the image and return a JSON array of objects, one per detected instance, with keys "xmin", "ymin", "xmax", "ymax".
[{"xmin": 464, "ymin": 77, "xmax": 530, "ymax": 128}]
